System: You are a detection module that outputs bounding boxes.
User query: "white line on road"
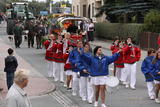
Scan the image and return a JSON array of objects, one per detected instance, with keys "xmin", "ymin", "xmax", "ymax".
[{"xmin": 49, "ymin": 90, "xmax": 78, "ymax": 107}]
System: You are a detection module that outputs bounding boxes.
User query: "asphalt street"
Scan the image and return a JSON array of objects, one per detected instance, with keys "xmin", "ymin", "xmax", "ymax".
[{"xmin": 0, "ymin": 22, "xmax": 160, "ymax": 107}]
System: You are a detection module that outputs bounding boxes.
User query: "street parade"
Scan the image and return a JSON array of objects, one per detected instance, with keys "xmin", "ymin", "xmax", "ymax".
[{"xmin": 0, "ymin": 0, "xmax": 160, "ymax": 107}]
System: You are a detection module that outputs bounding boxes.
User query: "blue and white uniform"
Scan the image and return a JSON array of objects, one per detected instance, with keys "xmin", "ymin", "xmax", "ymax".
[{"xmin": 141, "ymin": 56, "xmax": 155, "ymax": 98}]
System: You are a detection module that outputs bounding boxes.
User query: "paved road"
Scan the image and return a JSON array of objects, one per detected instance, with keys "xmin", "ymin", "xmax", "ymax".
[{"xmin": 0, "ymin": 22, "xmax": 159, "ymax": 107}]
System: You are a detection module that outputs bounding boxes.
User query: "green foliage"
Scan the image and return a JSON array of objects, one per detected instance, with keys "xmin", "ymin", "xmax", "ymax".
[
  {"xmin": 143, "ymin": 10, "xmax": 160, "ymax": 33},
  {"xmin": 97, "ymin": 0, "xmax": 154, "ymax": 23},
  {"xmin": 94, "ymin": 22, "xmax": 143, "ymax": 44},
  {"xmin": 152, "ymin": 0, "xmax": 160, "ymax": 10}
]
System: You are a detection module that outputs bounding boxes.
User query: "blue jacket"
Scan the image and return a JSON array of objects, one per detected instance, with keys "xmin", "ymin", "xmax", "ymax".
[
  {"xmin": 81, "ymin": 53, "xmax": 120, "ymax": 76},
  {"xmin": 77, "ymin": 52, "xmax": 92, "ymax": 77},
  {"xmin": 141, "ymin": 56, "xmax": 154, "ymax": 82},
  {"xmin": 150, "ymin": 59, "xmax": 160, "ymax": 81},
  {"xmin": 69, "ymin": 48, "xmax": 83, "ymax": 72}
]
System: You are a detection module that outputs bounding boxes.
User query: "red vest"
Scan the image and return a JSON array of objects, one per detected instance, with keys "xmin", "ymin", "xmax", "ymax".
[
  {"xmin": 110, "ymin": 45, "xmax": 119, "ymax": 54},
  {"xmin": 54, "ymin": 42, "xmax": 64, "ymax": 63},
  {"xmin": 123, "ymin": 45, "xmax": 141, "ymax": 64},
  {"xmin": 113, "ymin": 48, "xmax": 124, "ymax": 68},
  {"xmin": 43, "ymin": 40, "xmax": 50, "ymax": 49},
  {"xmin": 70, "ymin": 34, "xmax": 83, "ymax": 47},
  {"xmin": 63, "ymin": 53, "xmax": 72, "ymax": 71},
  {"xmin": 45, "ymin": 41, "xmax": 58, "ymax": 61}
]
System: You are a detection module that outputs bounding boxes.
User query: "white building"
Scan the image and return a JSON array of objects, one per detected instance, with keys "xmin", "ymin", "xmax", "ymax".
[{"xmin": 72, "ymin": 0, "xmax": 106, "ymax": 22}]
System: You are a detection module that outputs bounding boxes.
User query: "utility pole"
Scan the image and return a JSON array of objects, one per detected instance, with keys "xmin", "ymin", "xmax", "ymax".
[{"xmin": 49, "ymin": 1, "xmax": 52, "ymax": 14}]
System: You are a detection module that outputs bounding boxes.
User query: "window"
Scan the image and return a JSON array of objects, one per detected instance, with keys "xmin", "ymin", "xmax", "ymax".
[
  {"xmin": 72, "ymin": 6, "xmax": 75, "ymax": 13},
  {"xmin": 92, "ymin": 3, "xmax": 94, "ymax": 17},
  {"xmin": 83, "ymin": 5, "xmax": 86, "ymax": 17},
  {"xmin": 77, "ymin": 5, "xmax": 79, "ymax": 16}
]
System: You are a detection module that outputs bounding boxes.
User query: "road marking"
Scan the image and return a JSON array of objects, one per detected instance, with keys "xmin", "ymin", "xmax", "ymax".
[{"xmin": 49, "ymin": 90, "xmax": 78, "ymax": 107}]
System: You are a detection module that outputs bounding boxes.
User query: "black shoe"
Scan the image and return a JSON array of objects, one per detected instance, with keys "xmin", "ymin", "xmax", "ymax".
[
  {"xmin": 67, "ymin": 88, "xmax": 72, "ymax": 91},
  {"xmin": 0, "ymin": 88, "xmax": 3, "ymax": 91}
]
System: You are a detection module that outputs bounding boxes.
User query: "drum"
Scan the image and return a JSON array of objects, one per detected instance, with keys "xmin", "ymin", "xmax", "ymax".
[{"xmin": 106, "ymin": 76, "xmax": 119, "ymax": 87}]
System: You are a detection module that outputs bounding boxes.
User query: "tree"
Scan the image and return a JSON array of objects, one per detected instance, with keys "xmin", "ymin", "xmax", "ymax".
[
  {"xmin": 97, "ymin": 0, "xmax": 155, "ymax": 23},
  {"xmin": 28, "ymin": 1, "xmax": 48, "ymax": 16},
  {"xmin": 143, "ymin": 9, "xmax": 160, "ymax": 33}
]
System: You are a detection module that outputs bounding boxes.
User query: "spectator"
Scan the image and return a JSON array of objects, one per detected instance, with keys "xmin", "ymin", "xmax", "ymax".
[
  {"xmin": 4, "ymin": 48, "xmax": 18, "ymax": 89},
  {"xmin": 87, "ymin": 19, "xmax": 95, "ymax": 42},
  {"xmin": 6, "ymin": 69, "xmax": 32, "ymax": 107},
  {"xmin": 13, "ymin": 22, "xmax": 23, "ymax": 48}
]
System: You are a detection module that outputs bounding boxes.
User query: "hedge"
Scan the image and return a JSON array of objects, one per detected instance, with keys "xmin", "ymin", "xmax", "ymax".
[{"xmin": 94, "ymin": 23, "xmax": 143, "ymax": 44}]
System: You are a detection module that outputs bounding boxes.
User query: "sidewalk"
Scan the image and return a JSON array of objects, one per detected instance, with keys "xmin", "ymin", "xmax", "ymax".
[
  {"xmin": 90, "ymin": 40, "xmax": 147, "ymax": 60},
  {"xmin": 0, "ymin": 38, "xmax": 55, "ymax": 103}
]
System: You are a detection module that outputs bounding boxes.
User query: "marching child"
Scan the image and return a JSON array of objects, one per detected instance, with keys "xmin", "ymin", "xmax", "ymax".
[
  {"xmin": 123, "ymin": 37, "xmax": 141, "ymax": 89},
  {"xmin": 150, "ymin": 51, "xmax": 160, "ymax": 103},
  {"xmin": 110, "ymin": 37, "xmax": 119, "ymax": 76},
  {"xmin": 81, "ymin": 46, "xmax": 120, "ymax": 107},
  {"xmin": 69, "ymin": 40, "xmax": 83, "ymax": 96},
  {"xmin": 44, "ymin": 34, "xmax": 57, "ymax": 78},
  {"xmin": 77, "ymin": 43, "xmax": 94, "ymax": 103},
  {"xmin": 63, "ymin": 45, "xmax": 74, "ymax": 90},
  {"xmin": 113, "ymin": 41, "xmax": 125, "ymax": 82},
  {"xmin": 54, "ymin": 35, "xmax": 64, "ymax": 82},
  {"xmin": 141, "ymin": 49, "xmax": 155, "ymax": 100}
]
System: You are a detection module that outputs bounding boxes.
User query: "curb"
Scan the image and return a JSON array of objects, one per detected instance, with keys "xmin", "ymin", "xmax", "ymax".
[{"xmin": 30, "ymin": 83, "xmax": 56, "ymax": 99}]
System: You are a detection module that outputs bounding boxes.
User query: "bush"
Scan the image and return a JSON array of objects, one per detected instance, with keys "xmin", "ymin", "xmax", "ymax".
[
  {"xmin": 143, "ymin": 10, "xmax": 160, "ymax": 33},
  {"xmin": 94, "ymin": 22, "xmax": 143, "ymax": 44}
]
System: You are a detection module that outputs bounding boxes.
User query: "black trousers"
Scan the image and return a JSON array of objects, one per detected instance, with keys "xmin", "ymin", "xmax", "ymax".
[
  {"xmin": 6, "ymin": 72, "xmax": 14, "ymax": 90},
  {"xmin": 28, "ymin": 34, "xmax": 34, "ymax": 47},
  {"xmin": 36, "ymin": 35, "xmax": 42, "ymax": 49},
  {"xmin": 14, "ymin": 36, "xmax": 22, "ymax": 48},
  {"xmin": 87, "ymin": 31, "xmax": 94, "ymax": 41}
]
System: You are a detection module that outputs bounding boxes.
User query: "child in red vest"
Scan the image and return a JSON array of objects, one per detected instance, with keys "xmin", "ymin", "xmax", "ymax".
[{"xmin": 63, "ymin": 45, "xmax": 74, "ymax": 90}]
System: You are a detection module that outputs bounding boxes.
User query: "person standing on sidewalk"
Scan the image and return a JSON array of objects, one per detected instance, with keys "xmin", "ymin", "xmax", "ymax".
[
  {"xmin": 150, "ymin": 51, "xmax": 160, "ymax": 103},
  {"xmin": 80, "ymin": 46, "xmax": 120, "ymax": 107},
  {"xmin": 36, "ymin": 23, "xmax": 45, "ymax": 49},
  {"xmin": 6, "ymin": 69, "xmax": 32, "ymax": 107},
  {"xmin": 141, "ymin": 49, "xmax": 156, "ymax": 100},
  {"xmin": 87, "ymin": 19, "xmax": 95, "ymax": 42},
  {"xmin": 13, "ymin": 22, "xmax": 23, "ymax": 48},
  {"xmin": 4, "ymin": 48, "xmax": 18, "ymax": 89},
  {"xmin": 123, "ymin": 37, "xmax": 141, "ymax": 89},
  {"xmin": 27, "ymin": 21, "xmax": 35, "ymax": 48}
]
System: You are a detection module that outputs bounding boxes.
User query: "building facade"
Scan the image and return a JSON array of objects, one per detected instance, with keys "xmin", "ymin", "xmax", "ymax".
[{"xmin": 72, "ymin": 0, "xmax": 106, "ymax": 22}]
